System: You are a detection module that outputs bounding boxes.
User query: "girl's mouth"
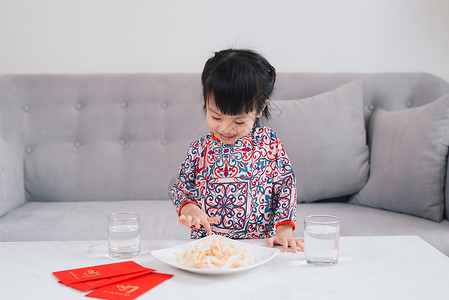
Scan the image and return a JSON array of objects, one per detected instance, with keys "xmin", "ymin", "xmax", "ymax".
[{"xmin": 219, "ymin": 132, "xmax": 237, "ymax": 141}]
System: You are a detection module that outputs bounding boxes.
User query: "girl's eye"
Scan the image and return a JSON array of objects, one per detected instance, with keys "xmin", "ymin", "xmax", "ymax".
[
  {"xmin": 235, "ymin": 122, "xmax": 245, "ymax": 125},
  {"xmin": 212, "ymin": 116, "xmax": 221, "ymax": 121}
]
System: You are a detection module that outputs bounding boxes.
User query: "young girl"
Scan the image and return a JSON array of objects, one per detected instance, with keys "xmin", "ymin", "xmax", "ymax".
[{"xmin": 171, "ymin": 49, "xmax": 303, "ymax": 252}]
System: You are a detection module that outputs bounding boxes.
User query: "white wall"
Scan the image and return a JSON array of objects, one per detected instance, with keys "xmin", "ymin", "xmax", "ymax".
[{"xmin": 1, "ymin": 0, "xmax": 449, "ymax": 82}]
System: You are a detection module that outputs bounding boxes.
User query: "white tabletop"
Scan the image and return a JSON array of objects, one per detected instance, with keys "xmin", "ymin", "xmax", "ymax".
[{"xmin": 1, "ymin": 236, "xmax": 448, "ymax": 300}]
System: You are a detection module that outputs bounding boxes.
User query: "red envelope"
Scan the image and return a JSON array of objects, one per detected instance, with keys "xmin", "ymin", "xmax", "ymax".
[
  {"xmin": 53, "ymin": 261, "xmax": 150, "ymax": 284},
  {"xmin": 65, "ymin": 269, "xmax": 155, "ymax": 292},
  {"xmin": 85, "ymin": 272, "xmax": 173, "ymax": 300}
]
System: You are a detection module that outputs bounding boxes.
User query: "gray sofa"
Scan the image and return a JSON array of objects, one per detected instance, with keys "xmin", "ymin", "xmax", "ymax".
[{"xmin": 1, "ymin": 73, "xmax": 449, "ymax": 256}]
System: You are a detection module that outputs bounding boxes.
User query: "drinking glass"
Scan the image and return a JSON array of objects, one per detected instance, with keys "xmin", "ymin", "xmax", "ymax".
[
  {"xmin": 304, "ymin": 215, "xmax": 340, "ymax": 265},
  {"xmin": 108, "ymin": 212, "xmax": 141, "ymax": 259}
]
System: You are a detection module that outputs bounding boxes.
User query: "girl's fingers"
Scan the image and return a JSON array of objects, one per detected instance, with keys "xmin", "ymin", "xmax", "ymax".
[
  {"xmin": 204, "ymin": 216, "xmax": 220, "ymax": 235},
  {"xmin": 202, "ymin": 218, "xmax": 212, "ymax": 235},
  {"xmin": 179, "ymin": 214, "xmax": 220, "ymax": 234},
  {"xmin": 186, "ymin": 215, "xmax": 193, "ymax": 227},
  {"xmin": 193, "ymin": 217, "xmax": 202, "ymax": 229},
  {"xmin": 282, "ymin": 239, "xmax": 289, "ymax": 252},
  {"xmin": 296, "ymin": 239, "xmax": 305, "ymax": 252},
  {"xmin": 289, "ymin": 239, "xmax": 297, "ymax": 253},
  {"xmin": 185, "ymin": 215, "xmax": 195, "ymax": 228},
  {"xmin": 179, "ymin": 215, "xmax": 188, "ymax": 226},
  {"xmin": 208, "ymin": 216, "xmax": 220, "ymax": 224},
  {"xmin": 266, "ymin": 237, "xmax": 304, "ymax": 253}
]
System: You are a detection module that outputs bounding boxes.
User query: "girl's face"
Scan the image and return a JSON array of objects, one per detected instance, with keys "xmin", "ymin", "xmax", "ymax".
[{"xmin": 206, "ymin": 99, "xmax": 267, "ymax": 145}]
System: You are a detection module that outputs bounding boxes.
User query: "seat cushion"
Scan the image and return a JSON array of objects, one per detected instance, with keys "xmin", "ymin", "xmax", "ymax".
[
  {"xmin": 0, "ymin": 200, "xmax": 190, "ymax": 241},
  {"xmin": 296, "ymin": 202, "xmax": 449, "ymax": 256},
  {"xmin": 1, "ymin": 200, "xmax": 448, "ymax": 256}
]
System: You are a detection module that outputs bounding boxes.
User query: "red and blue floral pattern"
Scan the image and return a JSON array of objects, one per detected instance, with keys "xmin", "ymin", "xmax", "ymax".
[{"xmin": 171, "ymin": 126, "xmax": 296, "ymax": 239}]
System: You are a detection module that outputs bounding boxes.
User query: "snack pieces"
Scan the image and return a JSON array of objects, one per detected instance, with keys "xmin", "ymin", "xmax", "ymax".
[{"xmin": 175, "ymin": 236, "xmax": 255, "ymax": 269}]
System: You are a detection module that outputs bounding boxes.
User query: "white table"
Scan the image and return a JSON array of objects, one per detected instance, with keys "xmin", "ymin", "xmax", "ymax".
[{"xmin": 1, "ymin": 236, "xmax": 448, "ymax": 299}]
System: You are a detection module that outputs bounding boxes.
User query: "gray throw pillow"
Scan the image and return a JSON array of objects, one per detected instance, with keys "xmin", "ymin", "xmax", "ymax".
[
  {"xmin": 351, "ymin": 94, "xmax": 449, "ymax": 222},
  {"xmin": 267, "ymin": 81, "xmax": 369, "ymax": 203}
]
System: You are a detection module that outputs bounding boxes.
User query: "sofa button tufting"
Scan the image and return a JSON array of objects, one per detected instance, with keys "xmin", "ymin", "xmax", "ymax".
[
  {"xmin": 74, "ymin": 141, "xmax": 81, "ymax": 147},
  {"xmin": 160, "ymin": 101, "xmax": 169, "ymax": 109},
  {"xmin": 119, "ymin": 139, "xmax": 126, "ymax": 145},
  {"xmin": 121, "ymin": 102, "xmax": 128, "ymax": 109},
  {"xmin": 75, "ymin": 103, "xmax": 83, "ymax": 110},
  {"xmin": 25, "ymin": 147, "xmax": 32, "ymax": 153},
  {"xmin": 23, "ymin": 105, "xmax": 30, "ymax": 112},
  {"xmin": 161, "ymin": 139, "xmax": 169, "ymax": 145},
  {"xmin": 368, "ymin": 104, "xmax": 375, "ymax": 111},
  {"xmin": 406, "ymin": 101, "xmax": 413, "ymax": 107}
]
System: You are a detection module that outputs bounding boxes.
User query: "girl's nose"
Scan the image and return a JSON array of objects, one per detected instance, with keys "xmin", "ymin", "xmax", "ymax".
[{"xmin": 220, "ymin": 122, "xmax": 236, "ymax": 134}]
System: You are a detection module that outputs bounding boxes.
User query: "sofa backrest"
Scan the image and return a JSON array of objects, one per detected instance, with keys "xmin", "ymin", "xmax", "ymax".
[
  {"xmin": 3, "ymin": 74, "xmax": 210, "ymax": 203},
  {"xmin": 1, "ymin": 73, "xmax": 448, "ymax": 204}
]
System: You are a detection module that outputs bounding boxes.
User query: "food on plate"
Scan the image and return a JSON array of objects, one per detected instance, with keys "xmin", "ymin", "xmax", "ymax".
[{"xmin": 175, "ymin": 236, "xmax": 255, "ymax": 269}]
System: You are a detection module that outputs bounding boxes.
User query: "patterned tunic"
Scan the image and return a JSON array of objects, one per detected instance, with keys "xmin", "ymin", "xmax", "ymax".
[{"xmin": 171, "ymin": 126, "xmax": 296, "ymax": 239}]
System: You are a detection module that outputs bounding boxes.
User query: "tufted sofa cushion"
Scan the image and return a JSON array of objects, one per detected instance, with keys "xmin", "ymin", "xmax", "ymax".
[{"xmin": 11, "ymin": 74, "xmax": 210, "ymax": 202}]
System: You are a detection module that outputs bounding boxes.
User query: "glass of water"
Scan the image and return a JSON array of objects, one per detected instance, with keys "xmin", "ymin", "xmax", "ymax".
[
  {"xmin": 108, "ymin": 212, "xmax": 141, "ymax": 259},
  {"xmin": 304, "ymin": 215, "xmax": 340, "ymax": 265}
]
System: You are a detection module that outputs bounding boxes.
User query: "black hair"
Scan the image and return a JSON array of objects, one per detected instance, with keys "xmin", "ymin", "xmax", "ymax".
[{"xmin": 201, "ymin": 49, "xmax": 276, "ymax": 121}]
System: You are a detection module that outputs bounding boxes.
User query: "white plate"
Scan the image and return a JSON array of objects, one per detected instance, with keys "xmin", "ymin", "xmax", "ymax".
[{"xmin": 151, "ymin": 236, "xmax": 280, "ymax": 275}]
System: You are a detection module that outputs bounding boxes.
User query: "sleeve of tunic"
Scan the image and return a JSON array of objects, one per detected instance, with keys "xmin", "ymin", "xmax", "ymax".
[
  {"xmin": 171, "ymin": 141, "xmax": 201, "ymax": 216},
  {"xmin": 272, "ymin": 136, "xmax": 297, "ymax": 230}
]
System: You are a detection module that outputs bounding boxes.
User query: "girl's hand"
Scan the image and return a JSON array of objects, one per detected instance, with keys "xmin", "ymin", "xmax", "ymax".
[
  {"xmin": 179, "ymin": 203, "xmax": 220, "ymax": 235},
  {"xmin": 267, "ymin": 224, "xmax": 304, "ymax": 253}
]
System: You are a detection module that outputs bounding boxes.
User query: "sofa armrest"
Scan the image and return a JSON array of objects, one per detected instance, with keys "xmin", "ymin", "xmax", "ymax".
[
  {"xmin": 0, "ymin": 76, "xmax": 25, "ymax": 217},
  {"xmin": 445, "ymin": 161, "xmax": 449, "ymax": 221}
]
